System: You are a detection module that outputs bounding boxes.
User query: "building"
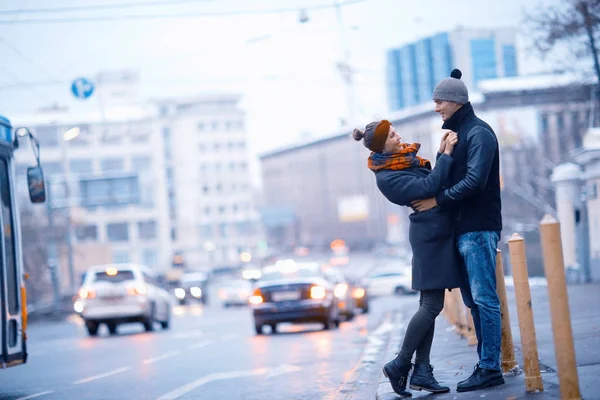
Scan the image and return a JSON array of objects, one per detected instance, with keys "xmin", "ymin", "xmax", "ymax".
[
  {"xmin": 260, "ymin": 138, "xmax": 409, "ymax": 253},
  {"xmin": 386, "ymin": 27, "xmax": 518, "ymax": 111},
  {"xmin": 260, "ymin": 73, "xmax": 597, "ymax": 276},
  {"xmin": 13, "ymin": 87, "xmax": 260, "ymax": 292},
  {"xmin": 14, "ymin": 105, "xmax": 172, "ymax": 291},
  {"xmin": 156, "ymin": 95, "xmax": 262, "ymax": 268}
]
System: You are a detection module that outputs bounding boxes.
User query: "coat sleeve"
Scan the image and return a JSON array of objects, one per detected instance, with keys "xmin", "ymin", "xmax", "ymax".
[
  {"xmin": 376, "ymin": 154, "xmax": 454, "ymax": 206},
  {"xmin": 435, "ymin": 126, "xmax": 497, "ymax": 207}
]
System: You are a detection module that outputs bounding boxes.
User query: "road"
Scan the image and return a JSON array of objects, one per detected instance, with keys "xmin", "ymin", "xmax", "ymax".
[{"xmin": 1, "ymin": 255, "xmax": 414, "ymax": 400}]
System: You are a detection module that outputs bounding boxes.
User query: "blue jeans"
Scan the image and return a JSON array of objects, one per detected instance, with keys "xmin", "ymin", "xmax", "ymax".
[{"xmin": 458, "ymin": 231, "xmax": 501, "ymax": 371}]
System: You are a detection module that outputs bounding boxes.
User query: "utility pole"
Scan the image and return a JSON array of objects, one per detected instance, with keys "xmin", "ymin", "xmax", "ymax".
[
  {"xmin": 333, "ymin": 0, "xmax": 357, "ymax": 126},
  {"xmin": 45, "ymin": 186, "xmax": 62, "ymax": 314}
]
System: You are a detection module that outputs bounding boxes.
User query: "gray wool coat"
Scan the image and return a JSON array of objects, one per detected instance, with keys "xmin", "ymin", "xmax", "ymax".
[{"xmin": 374, "ymin": 154, "xmax": 465, "ymax": 291}]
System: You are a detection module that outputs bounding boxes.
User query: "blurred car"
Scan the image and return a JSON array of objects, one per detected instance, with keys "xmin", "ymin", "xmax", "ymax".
[
  {"xmin": 365, "ymin": 268, "xmax": 417, "ymax": 297},
  {"xmin": 74, "ymin": 264, "xmax": 172, "ymax": 336},
  {"xmin": 250, "ymin": 261, "xmax": 341, "ymax": 334},
  {"xmin": 323, "ymin": 267, "xmax": 356, "ymax": 321},
  {"xmin": 347, "ymin": 277, "xmax": 369, "ymax": 313},
  {"xmin": 173, "ymin": 272, "xmax": 209, "ymax": 305},
  {"xmin": 218, "ymin": 279, "xmax": 253, "ymax": 307}
]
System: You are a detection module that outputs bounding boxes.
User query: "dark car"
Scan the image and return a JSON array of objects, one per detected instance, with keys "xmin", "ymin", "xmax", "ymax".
[
  {"xmin": 172, "ymin": 272, "xmax": 209, "ymax": 305},
  {"xmin": 249, "ymin": 262, "xmax": 341, "ymax": 335},
  {"xmin": 347, "ymin": 277, "xmax": 369, "ymax": 314}
]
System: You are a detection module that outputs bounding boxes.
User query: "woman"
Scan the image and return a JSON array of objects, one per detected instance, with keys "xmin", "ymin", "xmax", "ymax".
[{"xmin": 353, "ymin": 120, "xmax": 464, "ymax": 397}]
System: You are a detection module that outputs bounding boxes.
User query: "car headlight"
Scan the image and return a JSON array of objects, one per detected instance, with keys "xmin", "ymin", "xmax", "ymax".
[
  {"xmin": 190, "ymin": 287, "xmax": 202, "ymax": 298},
  {"xmin": 310, "ymin": 285, "xmax": 326, "ymax": 300},
  {"xmin": 174, "ymin": 288, "xmax": 186, "ymax": 299},
  {"xmin": 334, "ymin": 283, "xmax": 348, "ymax": 298},
  {"xmin": 352, "ymin": 287, "xmax": 366, "ymax": 299}
]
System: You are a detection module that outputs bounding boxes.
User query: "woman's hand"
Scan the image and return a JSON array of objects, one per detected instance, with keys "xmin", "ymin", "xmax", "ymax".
[
  {"xmin": 438, "ymin": 131, "xmax": 450, "ymax": 154},
  {"xmin": 443, "ymin": 132, "xmax": 458, "ymax": 155}
]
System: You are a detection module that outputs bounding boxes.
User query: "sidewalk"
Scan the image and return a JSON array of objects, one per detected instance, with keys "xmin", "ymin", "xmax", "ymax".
[{"xmin": 376, "ymin": 283, "xmax": 600, "ymax": 399}]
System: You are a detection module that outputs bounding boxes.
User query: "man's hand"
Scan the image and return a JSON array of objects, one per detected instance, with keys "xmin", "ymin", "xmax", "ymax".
[
  {"xmin": 438, "ymin": 131, "xmax": 450, "ymax": 154},
  {"xmin": 411, "ymin": 197, "xmax": 437, "ymax": 212}
]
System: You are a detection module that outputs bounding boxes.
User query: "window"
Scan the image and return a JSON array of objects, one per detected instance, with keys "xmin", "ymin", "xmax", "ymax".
[
  {"xmin": 502, "ymin": 44, "xmax": 517, "ymax": 77},
  {"xmin": 138, "ymin": 220, "xmax": 157, "ymax": 240},
  {"xmin": 204, "ymin": 206, "xmax": 211, "ymax": 215},
  {"xmin": 218, "ymin": 205, "xmax": 225, "ymax": 214},
  {"xmin": 557, "ymin": 112, "xmax": 569, "ymax": 155},
  {"xmin": 215, "ymin": 163, "xmax": 222, "ymax": 173},
  {"xmin": 470, "ymin": 38, "xmax": 498, "ymax": 84},
  {"xmin": 203, "ymin": 185, "xmax": 209, "ymax": 194},
  {"xmin": 199, "ymin": 224, "xmax": 213, "ymax": 239},
  {"xmin": 227, "ymin": 142, "xmax": 235, "ymax": 150},
  {"xmin": 75, "ymin": 225, "xmax": 98, "ymax": 241},
  {"xmin": 42, "ymin": 161, "xmax": 63, "ymax": 178},
  {"xmin": 171, "ymin": 228, "xmax": 177, "ymax": 241},
  {"xmin": 0, "ymin": 159, "xmax": 18, "ymax": 314},
  {"xmin": 142, "ymin": 249, "xmax": 158, "ymax": 267},
  {"xmin": 229, "ymin": 162, "xmax": 236, "ymax": 170},
  {"xmin": 214, "ymin": 143, "xmax": 221, "ymax": 151},
  {"xmin": 211, "ymin": 121, "xmax": 219, "ymax": 131},
  {"xmin": 216, "ymin": 184, "xmax": 222, "ymax": 193},
  {"xmin": 572, "ymin": 111, "xmax": 583, "ymax": 148},
  {"xmin": 107, "ymin": 223, "xmax": 129, "ymax": 241},
  {"xmin": 198, "ymin": 122, "xmax": 205, "ymax": 132},
  {"xmin": 100, "ymin": 158, "xmax": 124, "ymax": 172},
  {"xmin": 70, "ymin": 159, "xmax": 94, "ymax": 175},
  {"xmin": 199, "ymin": 144, "xmax": 206, "ymax": 152},
  {"xmin": 132, "ymin": 156, "xmax": 152, "ymax": 172},
  {"xmin": 35, "ymin": 126, "xmax": 59, "ymax": 147},
  {"xmin": 112, "ymin": 251, "xmax": 130, "ymax": 264},
  {"xmin": 219, "ymin": 223, "xmax": 228, "ymax": 238},
  {"xmin": 238, "ymin": 142, "xmax": 246, "ymax": 149}
]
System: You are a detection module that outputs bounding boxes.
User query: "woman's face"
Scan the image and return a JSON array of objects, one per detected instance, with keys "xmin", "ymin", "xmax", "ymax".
[{"xmin": 383, "ymin": 125, "xmax": 403, "ymax": 153}]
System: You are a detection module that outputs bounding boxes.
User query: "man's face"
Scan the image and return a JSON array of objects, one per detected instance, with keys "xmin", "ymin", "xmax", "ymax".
[{"xmin": 434, "ymin": 100, "xmax": 462, "ymax": 121}]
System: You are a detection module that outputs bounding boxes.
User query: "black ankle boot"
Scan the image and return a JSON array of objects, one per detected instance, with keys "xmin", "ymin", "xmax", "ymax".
[
  {"xmin": 382, "ymin": 355, "xmax": 412, "ymax": 397},
  {"xmin": 409, "ymin": 363, "xmax": 450, "ymax": 393}
]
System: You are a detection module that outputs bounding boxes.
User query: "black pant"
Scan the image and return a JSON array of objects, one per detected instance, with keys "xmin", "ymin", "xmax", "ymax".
[{"xmin": 398, "ymin": 289, "xmax": 445, "ymax": 365}]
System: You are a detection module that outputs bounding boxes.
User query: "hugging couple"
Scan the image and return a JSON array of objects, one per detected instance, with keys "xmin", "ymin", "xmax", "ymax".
[{"xmin": 354, "ymin": 69, "xmax": 503, "ymax": 396}]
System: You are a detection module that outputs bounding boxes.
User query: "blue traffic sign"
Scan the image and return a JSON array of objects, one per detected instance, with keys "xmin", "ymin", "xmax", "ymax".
[{"xmin": 71, "ymin": 77, "xmax": 95, "ymax": 100}]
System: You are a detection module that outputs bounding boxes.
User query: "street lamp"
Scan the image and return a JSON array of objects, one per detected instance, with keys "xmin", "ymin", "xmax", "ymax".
[{"xmin": 61, "ymin": 126, "xmax": 80, "ymax": 295}]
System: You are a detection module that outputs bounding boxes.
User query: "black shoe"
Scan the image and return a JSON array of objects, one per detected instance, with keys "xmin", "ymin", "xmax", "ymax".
[
  {"xmin": 382, "ymin": 355, "xmax": 412, "ymax": 397},
  {"xmin": 409, "ymin": 363, "xmax": 450, "ymax": 393},
  {"xmin": 456, "ymin": 365, "xmax": 505, "ymax": 393},
  {"xmin": 457, "ymin": 363, "xmax": 479, "ymax": 386}
]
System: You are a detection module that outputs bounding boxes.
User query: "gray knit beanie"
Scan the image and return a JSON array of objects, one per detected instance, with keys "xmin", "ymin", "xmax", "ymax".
[{"xmin": 432, "ymin": 69, "xmax": 469, "ymax": 104}]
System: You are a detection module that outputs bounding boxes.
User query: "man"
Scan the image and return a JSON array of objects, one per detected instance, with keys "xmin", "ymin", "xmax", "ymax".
[{"xmin": 412, "ymin": 68, "xmax": 504, "ymax": 393}]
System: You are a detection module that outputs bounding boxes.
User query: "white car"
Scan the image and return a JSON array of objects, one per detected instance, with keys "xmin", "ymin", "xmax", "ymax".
[
  {"xmin": 365, "ymin": 268, "xmax": 416, "ymax": 297},
  {"xmin": 75, "ymin": 264, "xmax": 172, "ymax": 336},
  {"xmin": 218, "ymin": 279, "xmax": 253, "ymax": 307}
]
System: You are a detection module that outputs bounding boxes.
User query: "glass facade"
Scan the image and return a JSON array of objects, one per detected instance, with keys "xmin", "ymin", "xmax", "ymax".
[
  {"xmin": 399, "ymin": 44, "xmax": 418, "ymax": 108},
  {"xmin": 502, "ymin": 44, "xmax": 517, "ymax": 77},
  {"xmin": 471, "ymin": 38, "xmax": 498, "ymax": 85},
  {"xmin": 431, "ymin": 32, "xmax": 453, "ymax": 88},
  {"xmin": 386, "ymin": 49, "xmax": 403, "ymax": 110},
  {"xmin": 415, "ymin": 38, "xmax": 434, "ymax": 105}
]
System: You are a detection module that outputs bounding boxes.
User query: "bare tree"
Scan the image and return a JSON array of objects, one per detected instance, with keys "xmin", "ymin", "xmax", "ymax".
[{"xmin": 525, "ymin": 0, "xmax": 600, "ymax": 122}]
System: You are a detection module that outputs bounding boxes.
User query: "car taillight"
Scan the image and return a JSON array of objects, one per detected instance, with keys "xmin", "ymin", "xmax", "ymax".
[
  {"xmin": 310, "ymin": 285, "xmax": 326, "ymax": 300},
  {"xmin": 334, "ymin": 283, "xmax": 348, "ymax": 298},
  {"xmin": 352, "ymin": 287, "xmax": 365, "ymax": 299},
  {"xmin": 127, "ymin": 284, "xmax": 147, "ymax": 296},
  {"xmin": 78, "ymin": 288, "xmax": 96, "ymax": 299},
  {"xmin": 249, "ymin": 288, "xmax": 263, "ymax": 305}
]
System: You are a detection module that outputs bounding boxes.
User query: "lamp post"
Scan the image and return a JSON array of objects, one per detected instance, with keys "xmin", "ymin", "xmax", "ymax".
[{"xmin": 62, "ymin": 126, "xmax": 80, "ymax": 294}]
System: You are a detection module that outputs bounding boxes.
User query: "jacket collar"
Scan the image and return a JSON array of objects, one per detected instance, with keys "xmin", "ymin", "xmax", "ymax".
[{"xmin": 442, "ymin": 102, "xmax": 475, "ymax": 131}]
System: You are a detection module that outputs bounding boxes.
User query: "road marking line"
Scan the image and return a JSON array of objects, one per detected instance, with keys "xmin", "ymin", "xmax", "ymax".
[
  {"xmin": 73, "ymin": 366, "xmax": 131, "ymax": 384},
  {"xmin": 188, "ymin": 340, "xmax": 214, "ymax": 349},
  {"xmin": 15, "ymin": 391, "xmax": 54, "ymax": 400},
  {"xmin": 143, "ymin": 351, "xmax": 181, "ymax": 365},
  {"xmin": 155, "ymin": 364, "xmax": 302, "ymax": 400}
]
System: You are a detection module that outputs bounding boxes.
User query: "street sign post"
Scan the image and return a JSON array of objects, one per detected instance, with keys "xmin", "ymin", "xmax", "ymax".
[{"xmin": 71, "ymin": 77, "xmax": 95, "ymax": 100}]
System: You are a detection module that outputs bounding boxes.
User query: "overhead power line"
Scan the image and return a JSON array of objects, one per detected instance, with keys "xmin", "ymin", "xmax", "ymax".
[
  {"xmin": 0, "ymin": 0, "xmax": 366, "ymax": 25},
  {"xmin": 0, "ymin": 0, "xmax": 215, "ymax": 14}
]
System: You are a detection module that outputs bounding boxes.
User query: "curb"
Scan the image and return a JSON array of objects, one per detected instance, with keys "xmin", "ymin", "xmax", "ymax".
[{"xmin": 375, "ymin": 311, "xmax": 406, "ymax": 400}]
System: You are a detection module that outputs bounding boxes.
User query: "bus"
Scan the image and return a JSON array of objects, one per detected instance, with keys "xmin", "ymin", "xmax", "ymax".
[{"xmin": 0, "ymin": 114, "xmax": 45, "ymax": 369}]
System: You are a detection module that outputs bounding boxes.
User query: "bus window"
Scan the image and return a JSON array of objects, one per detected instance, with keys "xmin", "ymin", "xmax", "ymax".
[{"xmin": 0, "ymin": 158, "xmax": 18, "ymax": 315}]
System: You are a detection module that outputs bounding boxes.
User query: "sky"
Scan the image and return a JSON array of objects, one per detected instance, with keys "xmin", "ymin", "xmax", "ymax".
[{"xmin": 0, "ymin": 0, "xmax": 561, "ymax": 159}]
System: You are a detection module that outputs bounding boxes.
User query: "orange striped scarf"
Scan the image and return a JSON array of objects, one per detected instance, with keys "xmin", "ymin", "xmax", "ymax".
[{"xmin": 368, "ymin": 143, "xmax": 431, "ymax": 172}]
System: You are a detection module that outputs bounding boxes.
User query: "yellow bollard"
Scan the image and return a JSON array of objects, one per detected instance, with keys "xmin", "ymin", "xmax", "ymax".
[
  {"xmin": 539, "ymin": 215, "xmax": 581, "ymax": 400},
  {"xmin": 495, "ymin": 249, "xmax": 518, "ymax": 373},
  {"xmin": 508, "ymin": 233, "xmax": 544, "ymax": 392},
  {"xmin": 466, "ymin": 306, "xmax": 478, "ymax": 346}
]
